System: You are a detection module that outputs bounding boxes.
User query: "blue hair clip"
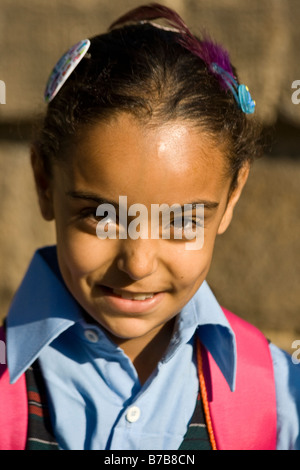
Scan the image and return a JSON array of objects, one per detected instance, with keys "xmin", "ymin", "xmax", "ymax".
[
  {"xmin": 44, "ymin": 39, "xmax": 91, "ymax": 103},
  {"xmin": 210, "ymin": 63, "xmax": 255, "ymax": 114}
]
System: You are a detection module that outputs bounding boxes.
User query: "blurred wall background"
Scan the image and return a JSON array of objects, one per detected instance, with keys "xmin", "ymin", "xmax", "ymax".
[{"xmin": 0, "ymin": 0, "xmax": 299, "ymax": 351}]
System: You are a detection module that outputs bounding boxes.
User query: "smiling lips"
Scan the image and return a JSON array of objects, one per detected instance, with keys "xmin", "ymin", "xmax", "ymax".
[
  {"xmin": 98, "ymin": 286, "xmax": 164, "ymax": 313},
  {"xmin": 112, "ymin": 289, "xmax": 154, "ymax": 300}
]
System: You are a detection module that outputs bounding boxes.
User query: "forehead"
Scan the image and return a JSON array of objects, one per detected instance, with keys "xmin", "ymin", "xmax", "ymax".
[{"xmin": 62, "ymin": 113, "xmax": 230, "ymax": 204}]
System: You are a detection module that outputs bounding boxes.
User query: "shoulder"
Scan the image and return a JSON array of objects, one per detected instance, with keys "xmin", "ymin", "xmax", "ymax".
[{"xmin": 269, "ymin": 342, "xmax": 300, "ymax": 450}]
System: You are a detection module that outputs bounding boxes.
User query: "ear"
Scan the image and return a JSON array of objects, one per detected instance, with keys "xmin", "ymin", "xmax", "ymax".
[
  {"xmin": 30, "ymin": 145, "xmax": 54, "ymax": 221},
  {"xmin": 217, "ymin": 163, "xmax": 250, "ymax": 235}
]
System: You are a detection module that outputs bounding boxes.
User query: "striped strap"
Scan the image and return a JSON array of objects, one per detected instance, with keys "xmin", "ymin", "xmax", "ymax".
[
  {"xmin": 25, "ymin": 362, "xmax": 59, "ymax": 450},
  {"xmin": 178, "ymin": 391, "xmax": 212, "ymax": 450}
]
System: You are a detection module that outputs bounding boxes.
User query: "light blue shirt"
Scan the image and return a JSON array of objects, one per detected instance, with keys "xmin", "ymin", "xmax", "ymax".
[{"xmin": 6, "ymin": 246, "xmax": 300, "ymax": 450}]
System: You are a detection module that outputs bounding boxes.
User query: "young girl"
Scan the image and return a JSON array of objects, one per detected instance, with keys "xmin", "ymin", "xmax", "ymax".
[{"xmin": 1, "ymin": 3, "xmax": 300, "ymax": 451}]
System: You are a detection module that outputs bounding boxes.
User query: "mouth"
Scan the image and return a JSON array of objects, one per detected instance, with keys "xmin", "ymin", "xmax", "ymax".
[
  {"xmin": 111, "ymin": 288, "xmax": 155, "ymax": 301},
  {"xmin": 97, "ymin": 285, "xmax": 165, "ymax": 313}
]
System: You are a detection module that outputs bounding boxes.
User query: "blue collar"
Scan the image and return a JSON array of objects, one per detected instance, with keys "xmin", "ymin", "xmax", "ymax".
[{"xmin": 6, "ymin": 246, "xmax": 237, "ymax": 390}]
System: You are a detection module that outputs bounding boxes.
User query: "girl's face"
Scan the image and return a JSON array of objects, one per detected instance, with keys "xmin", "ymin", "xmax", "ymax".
[{"xmin": 33, "ymin": 113, "xmax": 248, "ymax": 345}]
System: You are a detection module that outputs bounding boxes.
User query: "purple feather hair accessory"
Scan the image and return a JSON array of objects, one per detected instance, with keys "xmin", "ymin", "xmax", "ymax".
[
  {"xmin": 200, "ymin": 39, "xmax": 233, "ymax": 74},
  {"xmin": 199, "ymin": 39, "xmax": 235, "ymax": 82},
  {"xmin": 176, "ymin": 33, "xmax": 236, "ymax": 89}
]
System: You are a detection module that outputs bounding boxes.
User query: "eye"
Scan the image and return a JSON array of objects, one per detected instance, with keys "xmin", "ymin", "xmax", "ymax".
[
  {"xmin": 183, "ymin": 217, "xmax": 204, "ymax": 239},
  {"xmin": 162, "ymin": 215, "xmax": 204, "ymax": 240},
  {"xmin": 174, "ymin": 216, "xmax": 203, "ymax": 238},
  {"xmin": 78, "ymin": 208, "xmax": 119, "ymax": 235},
  {"xmin": 79, "ymin": 207, "xmax": 105, "ymax": 223}
]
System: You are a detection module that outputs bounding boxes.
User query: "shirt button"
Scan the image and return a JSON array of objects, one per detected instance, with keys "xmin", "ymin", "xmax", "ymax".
[
  {"xmin": 84, "ymin": 329, "xmax": 99, "ymax": 343},
  {"xmin": 126, "ymin": 406, "xmax": 141, "ymax": 423}
]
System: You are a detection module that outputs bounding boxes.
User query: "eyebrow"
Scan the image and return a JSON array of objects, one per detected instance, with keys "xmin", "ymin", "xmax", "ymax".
[
  {"xmin": 66, "ymin": 191, "xmax": 220, "ymax": 211},
  {"xmin": 66, "ymin": 191, "xmax": 120, "ymax": 208}
]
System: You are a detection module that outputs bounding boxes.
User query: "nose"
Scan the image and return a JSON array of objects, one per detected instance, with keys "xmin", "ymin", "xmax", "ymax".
[{"xmin": 117, "ymin": 238, "xmax": 159, "ymax": 281}]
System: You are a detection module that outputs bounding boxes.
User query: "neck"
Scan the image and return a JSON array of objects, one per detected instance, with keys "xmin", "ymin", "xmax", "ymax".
[{"xmin": 108, "ymin": 318, "xmax": 176, "ymax": 385}]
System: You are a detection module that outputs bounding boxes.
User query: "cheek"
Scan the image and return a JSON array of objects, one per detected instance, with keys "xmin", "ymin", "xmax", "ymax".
[
  {"xmin": 169, "ymin": 244, "xmax": 213, "ymax": 288},
  {"xmin": 57, "ymin": 230, "xmax": 115, "ymax": 278},
  {"xmin": 176, "ymin": 221, "xmax": 221, "ymax": 287}
]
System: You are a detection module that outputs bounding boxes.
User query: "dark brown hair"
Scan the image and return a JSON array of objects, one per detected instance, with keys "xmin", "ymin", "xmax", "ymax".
[{"xmin": 35, "ymin": 3, "xmax": 262, "ymax": 191}]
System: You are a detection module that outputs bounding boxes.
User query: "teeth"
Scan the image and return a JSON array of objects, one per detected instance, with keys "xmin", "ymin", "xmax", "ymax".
[{"xmin": 112, "ymin": 289, "xmax": 154, "ymax": 300}]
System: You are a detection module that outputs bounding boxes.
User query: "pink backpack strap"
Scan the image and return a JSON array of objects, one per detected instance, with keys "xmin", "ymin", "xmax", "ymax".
[
  {"xmin": 201, "ymin": 308, "xmax": 277, "ymax": 450},
  {"xmin": 0, "ymin": 326, "xmax": 28, "ymax": 450}
]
